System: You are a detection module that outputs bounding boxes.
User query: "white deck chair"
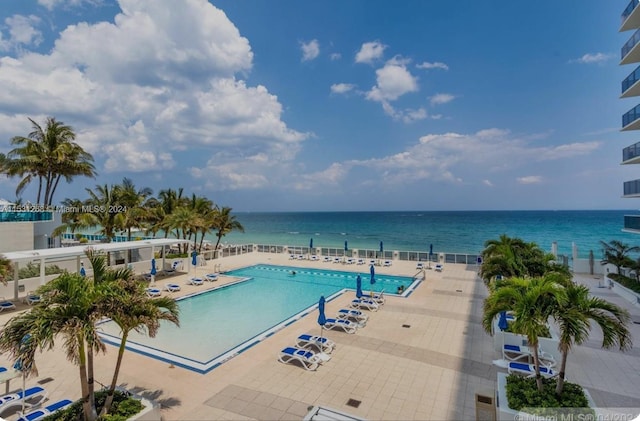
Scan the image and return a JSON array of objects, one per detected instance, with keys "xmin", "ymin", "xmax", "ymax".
[
  {"xmin": 278, "ymin": 347, "xmax": 323, "ymax": 370},
  {"xmin": 323, "ymin": 318, "xmax": 359, "ymax": 334},
  {"xmin": 0, "ymin": 386, "xmax": 47, "ymax": 415},
  {"xmin": 295, "ymin": 334, "xmax": 336, "ymax": 353}
]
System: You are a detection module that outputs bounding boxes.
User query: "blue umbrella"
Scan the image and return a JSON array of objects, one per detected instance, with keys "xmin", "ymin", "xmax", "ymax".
[
  {"xmin": 356, "ymin": 275, "xmax": 363, "ymax": 298},
  {"xmin": 79, "ymin": 263, "xmax": 86, "ymax": 278},
  {"xmin": 429, "ymin": 243, "xmax": 434, "ymax": 268},
  {"xmin": 310, "ymin": 237, "xmax": 314, "ymax": 250},
  {"xmin": 370, "ymin": 264, "xmax": 376, "ymax": 296},
  {"xmin": 150, "ymin": 258, "xmax": 157, "ymax": 283},
  {"xmin": 379, "ymin": 241, "xmax": 384, "ymax": 260},
  {"xmin": 191, "ymin": 250, "xmax": 198, "ymax": 277},
  {"xmin": 318, "ymin": 296, "xmax": 326, "ymax": 337},
  {"xmin": 498, "ymin": 311, "xmax": 509, "ymax": 331}
]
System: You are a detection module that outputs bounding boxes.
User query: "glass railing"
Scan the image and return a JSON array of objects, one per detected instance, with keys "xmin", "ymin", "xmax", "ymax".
[
  {"xmin": 624, "ymin": 215, "xmax": 640, "ymax": 231},
  {"xmin": 623, "ymin": 0, "xmax": 640, "ymax": 25},
  {"xmin": 622, "ymin": 65, "xmax": 640, "ymax": 94},
  {"xmin": 623, "ymin": 141, "xmax": 640, "ymax": 161},
  {"xmin": 623, "ymin": 104, "xmax": 640, "ymax": 127},
  {"xmin": 622, "ymin": 28, "xmax": 640, "ymax": 59},
  {"xmin": 624, "ymin": 179, "xmax": 640, "ymax": 195},
  {"xmin": 0, "ymin": 211, "xmax": 53, "ymax": 222}
]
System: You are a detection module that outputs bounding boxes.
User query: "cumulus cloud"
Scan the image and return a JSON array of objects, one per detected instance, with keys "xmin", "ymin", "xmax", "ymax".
[
  {"xmin": 0, "ymin": 0, "xmax": 308, "ymax": 179},
  {"xmin": 355, "ymin": 41, "xmax": 386, "ymax": 64},
  {"xmin": 571, "ymin": 52, "xmax": 614, "ymax": 64},
  {"xmin": 37, "ymin": 0, "xmax": 102, "ymax": 10},
  {"xmin": 416, "ymin": 61, "xmax": 449, "ymax": 70},
  {"xmin": 429, "ymin": 93, "xmax": 455, "ymax": 106},
  {"xmin": 300, "ymin": 39, "xmax": 319, "ymax": 61},
  {"xmin": 366, "ymin": 57, "xmax": 417, "ymax": 101},
  {"xmin": 330, "ymin": 83, "xmax": 355, "ymax": 94},
  {"xmin": 0, "ymin": 15, "xmax": 43, "ymax": 51},
  {"xmin": 517, "ymin": 176, "xmax": 543, "ymax": 184}
]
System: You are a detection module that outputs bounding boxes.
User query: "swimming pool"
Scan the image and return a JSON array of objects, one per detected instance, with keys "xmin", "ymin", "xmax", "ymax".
[{"xmin": 98, "ymin": 264, "xmax": 417, "ymax": 373}]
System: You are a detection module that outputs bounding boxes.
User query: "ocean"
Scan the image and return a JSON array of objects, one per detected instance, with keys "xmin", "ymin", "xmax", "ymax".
[{"xmin": 215, "ymin": 210, "xmax": 640, "ymax": 259}]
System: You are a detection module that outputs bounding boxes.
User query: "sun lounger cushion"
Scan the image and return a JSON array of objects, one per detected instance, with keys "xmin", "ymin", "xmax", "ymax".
[
  {"xmin": 18, "ymin": 398, "xmax": 73, "ymax": 421},
  {"xmin": 350, "ymin": 299, "xmax": 379, "ymax": 311},
  {"xmin": 278, "ymin": 346, "xmax": 322, "ymax": 371},
  {"xmin": 296, "ymin": 334, "xmax": 336, "ymax": 353},
  {"xmin": 507, "ymin": 362, "xmax": 557, "ymax": 378}
]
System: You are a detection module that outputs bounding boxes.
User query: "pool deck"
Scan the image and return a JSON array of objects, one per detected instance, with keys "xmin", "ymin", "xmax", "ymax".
[{"xmin": 0, "ymin": 254, "xmax": 639, "ymax": 420}]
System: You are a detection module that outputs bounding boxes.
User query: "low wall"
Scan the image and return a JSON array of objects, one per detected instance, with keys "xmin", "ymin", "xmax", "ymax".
[{"xmin": 605, "ymin": 275, "xmax": 640, "ymax": 307}]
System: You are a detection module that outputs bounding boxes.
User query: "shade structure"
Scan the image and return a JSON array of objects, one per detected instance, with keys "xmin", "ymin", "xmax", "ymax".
[{"xmin": 356, "ymin": 275, "xmax": 363, "ymax": 298}]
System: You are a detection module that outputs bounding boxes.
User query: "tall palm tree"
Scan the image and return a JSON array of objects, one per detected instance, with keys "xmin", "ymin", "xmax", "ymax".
[
  {"xmin": 5, "ymin": 117, "xmax": 96, "ymax": 206},
  {"xmin": 211, "ymin": 206, "xmax": 244, "ymax": 254},
  {"xmin": 165, "ymin": 206, "xmax": 201, "ymax": 254},
  {"xmin": 116, "ymin": 178, "xmax": 153, "ymax": 241},
  {"xmin": 483, "ymin": 276, "xmax": 567, "ymax": 392},
  {"xmin": 553, "ymin": 284, "xmax": 632, "ymax": 395},
  {"xmin": 600, "ymin": 240, "xmax": 640, "ymax": 275},
  {"xmin": 480, "ymin": 235, "xmax": 528, "ymax": 282},
  {"xmin": 82, "ymin": 183, "xmax": 125, "ymax": 242},
  {"xmin": 0, "ymin": 255, "xmax": 12, "ymax": 285}
]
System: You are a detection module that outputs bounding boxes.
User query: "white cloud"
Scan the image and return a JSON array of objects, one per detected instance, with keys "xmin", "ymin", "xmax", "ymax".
[
  {"xmin": 300, "ymin": 39, "xmax": 319, "ymax": 62},
  {"xmin": 517, "ymin": 176, "xmax": 543, "ymax": 184},
  {"xmin": 355, "ymin": 41, "xmax": 386, "ymax": 64},
  {"xmin": 330, "ymin": 83, "xmax": 355, "ymax": 94},
  {"xmin": 0, "ymin": 0, "xmax": 308, "ymax": 176},
  {"xmin": 572, "ymin": 52, "xmax": 614, "ymax": 64},
  {"xmin": 1, "ymin": 15, "xmax": 43, "ymax": 51},
  {"xmin": 482, "ymin": 179, "xmax": 493, "ymax": 187},
  {"xmin": 429, "ymin": 93, "xmax": 455, "ymax": 106},
  {"xmin": 366, "ymin": 57, "xmax": 418, "ymax": 102},
  {"xmin": 330, "ymin": 53, "xmax": 341, "ymax": 60},
  {"xmin": 37, "ymin": 0, "xmax": 102, "ymax": 10},
  {"xmin": 416, "ymin": 61, "xmax": 449, "ymax": 71}
]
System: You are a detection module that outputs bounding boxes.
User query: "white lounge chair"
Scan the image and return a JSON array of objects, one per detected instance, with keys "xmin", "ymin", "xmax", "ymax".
[
  {"xmin": 337, "ymin": 308, "xmax": 368, "ymax": 324},
  {"xmin": 356, "ymin": 259, "xmax": 365, "ymax": 265},
  {"xmin": 323, "ymin": 318, "xmax": 359, "ymax": 334},
  {"xmin": 188, "ymin": 277, "xmax": 203, "ymax": 286},
  {"xmin": 333, "ymin": 257, "xmax": 341, "ymax": 264},
  {"xmin": 145, "ymin": 288, "xmax": 161, "ymax": 298},
  {"xmin": 362, "ymin": 290, "xmax": 385, "ymax": 305},
  {"xmin": 164, "ymin": 283, "xmax": 181, "ymax": 292},
  {"xmin": 310, "ymin": 255, "xmax": 319, "ymax": 261},
  {"xmin": 289, "ymin": 254, "xmax": 296, "ymax": 260},
  {"xmin": 503, "ymin": 344, "xmax": 556, "ymax": 367},
  {"xmin": 434, "ymin": 263, "xmax": 443, "ymax": 272},
  {"xmin": 416, "ymin": 262, "xmax": 424, "ymax": 270},
  {"xmin": 322, "ymin": 256, "xmax": 331, "ymax": 263},
  {"xmin": 0, "ymin": 386, "xmax": 47, "ymax": 415},
  {"xmin": 346, "ymin": 258, "xmax": 355, "ymax": 264},
  {"xmin": 0, "ymin": 298, "xmax": 16, "ymax": 312},
  {"xmin": 17, "ymin": 398, "xmax": 73, "ymax": 421},
  {"xmin": 204, "ymin": 273, "xmax": 219, "ymax": 282},
  {"xmin": 350, "ymin": 298, "xmax": 379, "ymax": 312},
  {"xmin": 383, "ymin": 260, "xmax": 392, "ymax": 267},
  {"xmin": 295, "ymin": 334, "xmax": 336, "ymax": 353},
  {"xmin": 507, "ymin": 362, "xmax": 558, "ymax": 378},
  {"xmin": 163, "ymin": 261, "xmax": 182, "ymax": 275},
  {"xmin": 303, "ymin": 405, "xmax": 364, "ymax": 421},
  {"xmin": 23, "ymin": 292, "xmax": 40, "ymax": 305},
  {"xmin": 278, "ymin": 347, "xmax": 323, "ymax": 371}
]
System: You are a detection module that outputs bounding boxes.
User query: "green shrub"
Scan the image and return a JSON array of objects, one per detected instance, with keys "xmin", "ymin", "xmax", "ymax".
[
  {"xmin": 165, "ymin": 253, "xmax": 187, "ymax": 258},
  {"xmin": 79, "ymin": 237, "xmax": 89, "ymax": 244},
  {"xmin": 505, "ymin": 375, "xmax": 594, "ymax": 417},
  {"xmin": 18, "ymin": 262, "xmax": 64, "ymax": 279},
  {"xmin": 44, "ymin": 390, "xmax": 144, "ymax": 420},
  {"xmin": 609, "ymin": 274, "xmax": 640, "ymax": 294}
]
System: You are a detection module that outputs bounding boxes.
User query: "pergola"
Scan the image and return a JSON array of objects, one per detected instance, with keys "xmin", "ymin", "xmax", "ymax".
[{"xmin": 2, "ymin": 238, "xmax": 190, "ymax": 300}]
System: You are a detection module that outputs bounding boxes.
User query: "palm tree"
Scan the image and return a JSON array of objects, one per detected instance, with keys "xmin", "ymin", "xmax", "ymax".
[
  {"xmin": 553, "ymin": 283, "xmax": 632, "ymax": 395},
  {"xmin": 5, "ymin": 117, "xmax": 96, "ymax": 206},
  {"xmin": 211, "ymin": 206, "xmax": 244, "ymax": 254},
  {"xmin": 600, "ymin": 240, "xmax": 640, "ymax": 275},
  {"xmin": 483, "ymin": 276, "xmax": 566, "ymax": 392},
  {"xmin": 165, "ymin": 206, "xmax": 201, "ymax": 254},
  {"xmin": 116, "ymin": 178, "xmax": 153, "ymax": 241},
  {"xmin": 480, "ymin": 235, "xmax": 528, "ymax": 282},
  {"xmin": 0, "ymin": 255, "xmax": 12, "ymax": 285},
  {"xmin": 82, "ymin": 183, "xmax": 125, "ymax": 242}
]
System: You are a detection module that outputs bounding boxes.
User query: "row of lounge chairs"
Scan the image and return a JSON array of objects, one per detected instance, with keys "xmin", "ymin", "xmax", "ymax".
[
  {"xmin": 145, "ymin": 273, "xmax": 220, "ymax": 297},
  {"xmin": 289, "ymin": 255, "xmax": 393, "ymax": 266},
  {"xmin": 0, "ymin": 374, "xmax": 72, "ymax": 421},
  {"xmin": 415, "ymin": 262, "xmax": 443, "ymax": 271},
  {"xmin": 0, "ymin": 292, "xmax": 41, "ymax": 313}
]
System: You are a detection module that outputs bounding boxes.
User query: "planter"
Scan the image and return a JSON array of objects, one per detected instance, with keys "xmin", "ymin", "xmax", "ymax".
[
  {"xmin": 496, "ymin": 372, "xmax": 596, "ymax": 421},
  {"xmin": 128, "ymin": 397, "xmax": 162, "ymax": 421}
]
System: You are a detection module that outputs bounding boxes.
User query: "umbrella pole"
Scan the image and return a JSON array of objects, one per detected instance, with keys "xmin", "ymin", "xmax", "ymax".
[{"xmin": 21, "ymin": 371, "xmax": 25, "ymax": 414}]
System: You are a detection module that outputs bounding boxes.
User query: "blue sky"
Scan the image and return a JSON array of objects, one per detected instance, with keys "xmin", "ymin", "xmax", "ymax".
[{"xmin": 0, "ymin": 0, "xmax": 634, "ymax": 211}]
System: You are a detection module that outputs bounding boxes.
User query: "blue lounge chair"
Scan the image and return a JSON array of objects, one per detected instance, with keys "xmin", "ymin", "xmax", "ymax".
[
  {"xmin": 350, "ymin": 298, "xmax": 379, "ymax": 312},
  {"xmin": 507, "ymin": 362, "xmax": 558, "ymax": 378},
  {"xmin": 278, "ymin": 347, "xmax": 322, "ymax": 370},
  {"xmin": 503, "ymin": 344, "xmax": 556, "ymax": 367},
  {"xmin": 337, "ymin": 308, "xmax": 368, "ymax": 323},
  {"xmin": 362, "ymin": 290, "xmax": 385, "ymax": 305},
  {"xmin": 24, "ymin": 292, "xmax": 40, "ymax": 305},
  {"xmin": 164, "ymin": 283, "xmax": 181, "ymax": 292},
  {"xmin": 0, "ymin": 299, "xmax": 16, "ymax": 312},
  {"xmin": 295, "ymin": 334, "xmax": 336, "ymax": 353},
  {"xmin": 434, "ymin": 263, "xmax": 443, "ymax": 272},
  {"xmin": 0, "ymin": 386, "xmax": 47, "ymax": 415},
  {"xmin": 162, "ymin": 261, "xmax": 182, "ymax": 275},
  {"xmin": 188, "ymin": 278, "xmax": 203, "ymax": 286},
  {"xmin": 204, "ymin": 273, "xmax": 219, "ymax": 282},
  {"xmin": 18, "ymin": 398, "xmax": 73, "ymax": 421},
  {"xmin": 416, "ymin": 262, "xmax": 424, "ymax": 270},
  {"xmin": 323, "ymin": 318, "xmax": 359, "ymax": 334},
  {"xmin": 145, "ymin": 288, "xmax": 161, "ymax": 298}
]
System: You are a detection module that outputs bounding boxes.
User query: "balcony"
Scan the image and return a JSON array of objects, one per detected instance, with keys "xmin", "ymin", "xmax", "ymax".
[
  {"xmin": 622, "ymin": 141, "xmax": 640, "ymax": 164},
  {"xmin": 0, "ymin": 211, "xmax": 53, "ymax": 223},
  {"xmin": 621, "ymin": 29, "xmax": 640, "ymax": 64},
  {"xmin": 624, "ymin": 215, "xmax": 640, "ymax": 233},
  {"xmin": 624, "ymin": 179, "xmax": 640, "ymax": 197},
  {"xmin": 622, "ymin": 0, "xmax": 640, "ymax": 32},
  {"xmin": 622, "ymin": 104, "xmax": 640, "ymax": 130},
  {"xmin": 622, "ymin": 65, "xmax": 640, "ymax": 98}
]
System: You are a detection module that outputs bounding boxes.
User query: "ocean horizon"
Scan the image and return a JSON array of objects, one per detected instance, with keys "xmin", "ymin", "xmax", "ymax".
[{"xmin": 213, "ymin": 210, "xmax": 640, "ymax": 259}]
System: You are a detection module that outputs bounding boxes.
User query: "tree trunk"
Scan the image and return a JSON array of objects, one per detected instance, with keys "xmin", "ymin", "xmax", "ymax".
[
  {"xmin": 101, "ymin": 332, "xmax": 129, "ymax": 416},
  {"xmin": 87, "ymin": 346, "xmax": 98, "ymax": 421},
  {"xmin": 531, "ymin": 341, "xmax": 543, "ymax": 392},
  {"xmin": 36, "ymin": 176, "xmax": 43, "ymax": 204},
  {"xmin": 214, "ymin": 233, "xmax": 223, "ymax": 259},
  {"xmin": 555, "ymin": 350, "xmax": 568, "ymax": 396},
  {"xmin": 49, "ymin": 174, "xmax": 62, "ymax": 206},
  {"xmin": 77, "ymin": 337, "xmax": 96, "ymax": 421}
]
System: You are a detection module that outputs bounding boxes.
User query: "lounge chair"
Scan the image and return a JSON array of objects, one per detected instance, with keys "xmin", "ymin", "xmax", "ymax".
[
  {"xmin": 383, "ymin": 260, "xmax": 392, "ymax": 267},
  {"xmin": 23, "ymin": 292, "xmax": 40, "ymax": 305},
  {"xmin": 0, "ymin": 386, "xmax": 47, "ymax": 415},
  {"xmin": 17, "ymin": 398, "xmax": 73, "ymax": 421},
  {"xmin": 333, "ymin": 257, "xmax": 341, "ymax": 264},
  {"xmin": 145, "ymin": 288, "xmax": 162, "ymax": 298},
  {"xmin": 362, "ymin": 290, "xmax": 385, "ymax": 305},
  {"xmin": 350, "ymin": 298, "xmax": 379, "ymax": 312},
  {"xmin": 507, "ymin": 362, "xmax": 558, "ymax": 378},
  {"xmin": 323, "ymin": 318, "xmax": 359, "ymax": 334},
  {"xmin": 163, "ymin": 261, "xmax": 182, "ymax": 275},
  {"xmin": 303, "ymin": 405, "xmax": 364, "ymax": 421},
  {"xmin": 297, "ymin": 255, "xmax": 305, "ymax": 260},
  {"xmin": 434, "ymin": 263, "xmax": 443, "ymax": 272},
  {"xmin": 289, "ymin": 254, "xmax": 296, "ymax": 260},
  {"xmin": 278, "ymin": 347, "xmax": 323, "ymax": 371},
  {"xmin": 164, "ymin": 283, "xmax": 181, "ymax": 292},
  {"xmin": 295, "ymin": 334, "xmax": 336, "ymax": 353},
  {"xmin": 346, "ymin": 258, "xmax": 355, "ymax": 264},
  {"xmin": 322, "ymin": 256, "xmax": 331, "ymax": 263},
  {"xmin": 356, "ymin": 259, "xmax": 365, "ymax": 265},
  {"xmin": 337, "ymin": 308, "xmax": 369, "ymax": 324},
  {"xmin": 503, "ymin": 344, "xmax": 556, "ymax": 367},
  {"xmin": 0, "ymin": 298, "xmax": 16, "ymax": 312},
  {"xmin": 188, "ymin": 277, "xmax": 203, "ymax": 286},
  {"xmin": 204, "ymin": 273, "xmax": 219, "ymax": 282},
  {"xmin": 416, "ymin": 262, "xmax": 424, "ymax": 270},
  {"xmin": 310, "ymin": 255, "xmax": 319, "ymax": 261}
]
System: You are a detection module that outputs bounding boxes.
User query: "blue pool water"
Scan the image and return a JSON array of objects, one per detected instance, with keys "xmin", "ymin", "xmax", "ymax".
[{"xmin": 98, "ymin": 264, "xmax": 415, "ymax": 373}]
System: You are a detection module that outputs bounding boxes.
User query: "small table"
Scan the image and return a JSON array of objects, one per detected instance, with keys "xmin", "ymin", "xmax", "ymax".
[{"xmin": 0, "ymin": 369, "xmax": 21, "ymax": 394}]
